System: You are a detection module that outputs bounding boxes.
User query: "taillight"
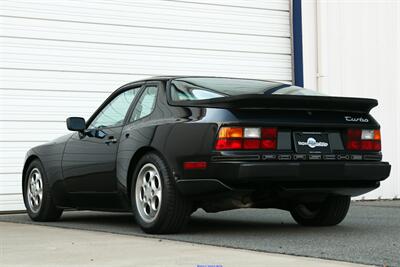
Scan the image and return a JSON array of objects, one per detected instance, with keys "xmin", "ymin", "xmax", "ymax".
[
  {"xmin": 261, "ymin": 128, "xmax": 277, "ymax": 149},
  {"xmin": 215, "ymin": 139, "xmax": 242, "ymax": 150},
  {"xmin": 215, "ymin": 127, "xmax": 277, "ymax": 150},
  {"xmin": 346, "ymin": 129, "xmax": 381, "ymax": 151},
  {"xmin": 218, "ymin": 127, "xmax": 243, "ymax": 139}
]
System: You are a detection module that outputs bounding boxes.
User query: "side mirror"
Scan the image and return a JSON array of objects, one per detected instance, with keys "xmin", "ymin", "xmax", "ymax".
[{"xmin": 66, "ymin": 117, "xmax": 86, "ymax": 132}]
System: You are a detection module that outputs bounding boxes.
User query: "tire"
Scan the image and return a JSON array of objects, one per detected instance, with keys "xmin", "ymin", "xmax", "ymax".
[
  {"xmin": 131, "ymin": 153, "xmax": 192, "ymax": 234},
  {"xmin": 23, "ymin": 159, "xmax": 63, "ymax": 221},
  {"xmin": 290, "ymin": 195, "xmax": 350, "ymax": 226}
]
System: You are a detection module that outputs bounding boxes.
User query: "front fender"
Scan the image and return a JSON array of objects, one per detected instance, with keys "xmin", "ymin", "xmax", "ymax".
[{"xmin": 22, "ymin": 134, "xmax": 73, "ymax": 207}]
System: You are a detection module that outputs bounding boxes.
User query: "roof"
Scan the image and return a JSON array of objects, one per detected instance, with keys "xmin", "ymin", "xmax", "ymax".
[
  {"xmin": 130, "ymin": 75, "xmax": 284, "ymax": 83},
  {"xmin": 118, "ymin": 75, "xmax": 286, "ymax": 91},
  {"xmin": 136, "ymin": 75, "xmax": 181, "ymax": 82}
]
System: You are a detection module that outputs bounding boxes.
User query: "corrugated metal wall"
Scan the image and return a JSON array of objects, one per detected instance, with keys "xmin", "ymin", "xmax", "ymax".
[
  {"xmin": 302, "ymin": 0, "xmax": 400, "ymax": 199},
  {"xmin": 0, "ymin": 0, "xmax": 293, "ymax": 211}
]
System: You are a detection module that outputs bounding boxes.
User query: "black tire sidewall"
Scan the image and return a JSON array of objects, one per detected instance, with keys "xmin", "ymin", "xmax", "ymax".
[{"xmin": 290, "ymin": 195, "xmax": 350, "ymax": 226}]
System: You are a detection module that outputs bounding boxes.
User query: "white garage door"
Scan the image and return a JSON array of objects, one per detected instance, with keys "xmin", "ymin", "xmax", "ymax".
[{"xmin": 0, "ymin": 0, "xmax": 293, "ymax": 211}]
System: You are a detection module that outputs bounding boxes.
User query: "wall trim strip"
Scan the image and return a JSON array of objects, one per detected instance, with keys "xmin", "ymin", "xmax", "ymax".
[{"xmin": 292, "ymin": 0, "xmax": 304, "ymax": 87}]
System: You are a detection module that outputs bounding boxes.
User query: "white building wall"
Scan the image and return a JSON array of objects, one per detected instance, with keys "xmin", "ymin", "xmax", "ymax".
[
  {"xmin": 0, "ymin": 0, "xmax": 293, "ymax": 211},
  {"xmin": 302, "ymin": 0, "xmax": 400, "ymax": 199}
]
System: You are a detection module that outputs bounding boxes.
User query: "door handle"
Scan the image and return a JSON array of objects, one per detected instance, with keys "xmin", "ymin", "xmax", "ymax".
[{"xmin": 104, "ymin": 137, "xmax": 118, "ymax": 144}]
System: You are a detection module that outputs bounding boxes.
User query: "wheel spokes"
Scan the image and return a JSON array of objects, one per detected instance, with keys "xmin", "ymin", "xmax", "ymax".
[
  {"xmin": 34, "ymin": 195, "xmax": 40, "ymax": 206},
  {"xmin": 150, "ymin": 174, "xmax": 160, "ymax": 189},
  {"xmin": 135, "ymin": 163, "xmax": 162, "ymax": 222},
  {"xmin": 27, "ymin": 168, "xmax": 43, "ymax": 212}
]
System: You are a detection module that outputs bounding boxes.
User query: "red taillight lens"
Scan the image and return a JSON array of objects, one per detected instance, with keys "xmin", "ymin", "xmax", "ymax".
[
  {"xmin": 346, "ymin": 128, "xmax": 381, "ymax": 151},
  {"xmin": 261, "ymin": 127, "xmax": 277, "ymax": 150},
  {"xmin": 373, "ymin": 141, "xmax": 381, "ymax": 151},
  {"xmin": 361, "ymin": 140, "xmax": 374, "ymax": 150},
  {"xmin": 243, "ymin": 139, "xmax": 260, "ymax": 149},
  {"xmin": 215, "ymin": 127, "xmax": 277, "ymax": 150},
  {"xmin": 346, "ymin": 140, "xmax": 360, "ymax": 150},
  {"xmin": 347, "ymin": 129, "xmax": 361, "ymax": 140},
  {"xmin": 261, "ymin": 139, "xmax": 277, "ymax": 150},
  {"xmin": 215, "ymin": 139, "xmax": 242, "ymax": 150},
  {"xmin": 262, "ymin": 127, "xmax": 277, "ymax": 139},
  {"xmin": 360, "ymin": 140, "xmax": 381, "ymax": 151}
]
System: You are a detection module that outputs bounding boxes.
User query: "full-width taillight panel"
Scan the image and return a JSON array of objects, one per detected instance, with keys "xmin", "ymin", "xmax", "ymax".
[
  {"xmin": 346, "ymin": 128, "xmax": 381, "ymax": 151},
  {"xmin": 215, "ymin": 127, "xmax": 277, "ymax": 150}
]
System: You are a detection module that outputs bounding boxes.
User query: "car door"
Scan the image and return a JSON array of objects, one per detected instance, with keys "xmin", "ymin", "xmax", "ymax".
[
  {"xmin": 62, "ymin": 85, "xmax": 142, "ymax": 208},
  {"xmin": 116, "ymin": 83, "xmax": 160, "ymax": 190}
]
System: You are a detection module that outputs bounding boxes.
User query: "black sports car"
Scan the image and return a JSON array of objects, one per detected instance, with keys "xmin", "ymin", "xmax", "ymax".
[{"xmin": 23, "ymin": 76, "xmax": 391, "ymax": 234}]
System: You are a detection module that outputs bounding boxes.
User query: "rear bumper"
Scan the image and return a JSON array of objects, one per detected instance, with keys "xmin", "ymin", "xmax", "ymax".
[{"xmin": 176, "ymin": 161, "xmax": 391, "ymax": 197}]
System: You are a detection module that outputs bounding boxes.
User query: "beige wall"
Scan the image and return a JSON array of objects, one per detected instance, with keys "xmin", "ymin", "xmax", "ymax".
[{"xmin": 302, "ymin": 0, "xmax": 400, "ymax": 199}]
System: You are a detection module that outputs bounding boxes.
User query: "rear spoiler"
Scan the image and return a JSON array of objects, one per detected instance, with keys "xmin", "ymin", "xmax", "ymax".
[{"xmin": 171, "ymin": 94, "xmax": 378, "ymax": 113}]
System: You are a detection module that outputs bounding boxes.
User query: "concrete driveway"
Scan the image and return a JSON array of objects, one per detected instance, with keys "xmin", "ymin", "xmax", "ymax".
[
  {"xmin": 1, "ymin": 201, "xmax": 399, "ymax": 266},
  {"xmin": 0, "ymin": 222, "xmax": 368, "ymax": 267}
]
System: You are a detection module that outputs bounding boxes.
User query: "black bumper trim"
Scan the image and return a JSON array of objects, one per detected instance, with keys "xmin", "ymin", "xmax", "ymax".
[
  {"xmin": 177, "ymin": 161, "xmax": 390, "ymax": 197},
  {"xmin": 234, "ymin": 161, "xmax": 390, "ymax": 181}
]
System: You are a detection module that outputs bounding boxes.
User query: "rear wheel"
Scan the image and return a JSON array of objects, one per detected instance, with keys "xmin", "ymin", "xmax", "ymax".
[
  {"xmin": 131, "ymin": 153, "xmax": 192, "ymax": 234},
  {"xmin": 290, "ymin": 195, "xmax": 350, "ymax": 226},
  {"xmin": 23, "ymin": 159, "xmax": 63, "ymax": 221}
]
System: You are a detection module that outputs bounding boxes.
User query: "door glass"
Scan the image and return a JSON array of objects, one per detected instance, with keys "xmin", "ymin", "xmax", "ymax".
[
  {"xmin": 130, "ymin": 85, "xmax": 158, "ymax": 122},
  {"xmin": 90, "ymin": 88, "xmax": 139, "ymax": 128}
]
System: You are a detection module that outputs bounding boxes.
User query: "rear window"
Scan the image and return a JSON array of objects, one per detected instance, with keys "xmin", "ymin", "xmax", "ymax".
[{"xmin": 170, "ymin": 77, "xmax": 324, "ymax": 101}]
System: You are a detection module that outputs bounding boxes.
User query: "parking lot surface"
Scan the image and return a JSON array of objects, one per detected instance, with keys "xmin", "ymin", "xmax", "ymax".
[{"xmin": 1, "ymin": 201, "xmax": 399, "ymax": 266}]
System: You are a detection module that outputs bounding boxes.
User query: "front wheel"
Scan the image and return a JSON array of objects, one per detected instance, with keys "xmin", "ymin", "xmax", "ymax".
[
  {"xmin": 131, "ymin": 153, "xmax": 192, "ymax": 234},
  {"xmin": 290, "ymin": 195, "xmax": 350, "ymax": 226},
  {"xmin": 23, "ymin": 159, "xmax": 63, "ymax": 221}
]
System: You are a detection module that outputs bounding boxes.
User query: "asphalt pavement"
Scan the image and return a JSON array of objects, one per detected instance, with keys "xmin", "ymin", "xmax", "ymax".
[{"xmin": 1, "ymin": 201, "xmax": 399, "ymax": 266}]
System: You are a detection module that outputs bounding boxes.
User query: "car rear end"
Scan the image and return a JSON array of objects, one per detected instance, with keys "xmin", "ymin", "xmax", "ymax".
[
  {"xmin": 209, "ymin": 119, "xmax": 389, "ymax": 195},
  {"xmin": 175, "ymin": 110, "xmax": 390, "ymax": 198},
  {"xmin": 168, "ymin": 77, "xmax": 390, "ymax": 197}
]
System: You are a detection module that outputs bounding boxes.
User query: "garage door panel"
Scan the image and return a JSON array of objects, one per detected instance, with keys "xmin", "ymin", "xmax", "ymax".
[
  {"xmin": 0, "ymin": 69, "xmax": 142, "ymax": 93},
  {"xmin": 2, "ymin": 17, "xmax": 291, "ymax": 54},
  {"xmin": 0, "ymin": 194, "xmax": 24, "ymax": 211},
  {"xmin": 1, "ymin": 40, "xmax": 293, "ymax": 66},
  {"xmin": 0, "ymin": 173, "xmax": 21, "ymax": 194},
  {"xmin": 0, "ymin": 141, "xmax": 44, "ymax": 174},
  {"xmin": 185, "ymin": 0, "xmax": 289, "ymax": 11},
  {"xmin": 90, "ymin": 0, "xmax": 290, "ymax": 12},
  {"xmin": 1, "ymin": 38, "xmax": 292, "ymax": 81},
  {"xmin": 1, "ymin": 0, "xmax": 290, "ymax": 37},
  {"xmin": 0, "ymin": 122, "xmax": 70, "ymax": 142},
  {"xmin": 0, "ymin": 89, "xmax": 107, "ymax": 122}
]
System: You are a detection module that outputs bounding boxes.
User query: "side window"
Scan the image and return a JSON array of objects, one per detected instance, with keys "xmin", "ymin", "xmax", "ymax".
[
  {"xmin": 90, "ymin": 88, "xmax": 139, "ymax": 128},
  {"xmin": 130, "ymin": 85, "xmax": 158, "ymax": 122}
]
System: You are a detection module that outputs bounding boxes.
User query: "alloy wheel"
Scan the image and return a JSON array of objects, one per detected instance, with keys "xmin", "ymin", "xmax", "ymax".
[
  {"xmin": 135, "ymin": 163, "xmax": 162, "ymax": 223},
  {"xmin": 27, "ymin": 168, "xmax": 43, "ymax": 213}
]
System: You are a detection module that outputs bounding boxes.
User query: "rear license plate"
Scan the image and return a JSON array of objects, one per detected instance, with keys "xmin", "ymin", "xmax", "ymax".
[{"xmin": 294, "ymin": 132, "xmax": 331, "ymax": 153}]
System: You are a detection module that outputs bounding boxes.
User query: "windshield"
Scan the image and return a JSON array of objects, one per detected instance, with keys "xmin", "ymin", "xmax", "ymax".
[{"xmin": 170, "ymin": 77, "xmax": 324, "ymax": 101}]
